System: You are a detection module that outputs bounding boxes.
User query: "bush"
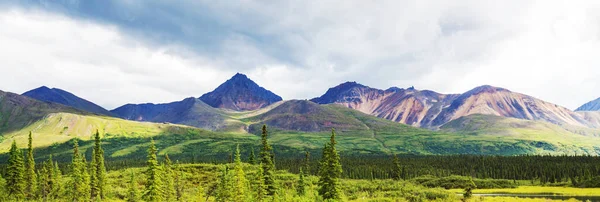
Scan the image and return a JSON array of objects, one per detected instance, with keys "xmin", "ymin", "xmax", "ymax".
[{"xmin": 578, "ymin": 176, "xmax": 600, "ymax": 188}]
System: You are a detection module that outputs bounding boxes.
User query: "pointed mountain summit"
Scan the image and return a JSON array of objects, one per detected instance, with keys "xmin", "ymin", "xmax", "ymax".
[
  {"xmin": 576, "ymin": 97, "xmax": 600, "ymax": 111},
  {"xmin": 199, "ymin": 73, "xmax": 282, "ymax": 111},
  {"xmin": 22, "ymin": 86, "xmax": 114, "ymax": 116}
]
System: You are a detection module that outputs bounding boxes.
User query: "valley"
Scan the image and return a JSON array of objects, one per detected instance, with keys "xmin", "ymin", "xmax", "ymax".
[{"xmin": 1, "ymin": 73, "xmax": 600, "ymax": 201}]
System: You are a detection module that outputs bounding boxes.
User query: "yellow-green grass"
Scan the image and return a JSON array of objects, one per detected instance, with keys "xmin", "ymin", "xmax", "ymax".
[
  {"xmin": 475, "ymin": 197, "xmax": 581, "ymax": 202},
  {"xmin": 441, "ymin": 114, "xmax": 600, "ymax": 155},
  {"xmin": 0, "ymin": 112, "xmax": 193, "ymax": 152},
  {"xmin": 449, "ymin": 186, "xmax": 600, "ymax": 196}
]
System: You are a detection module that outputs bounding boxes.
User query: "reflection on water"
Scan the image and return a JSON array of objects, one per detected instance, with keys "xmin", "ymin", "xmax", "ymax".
[{"xmin": 475, "ymin": 194, "xmax": 600, "ymax": 202}]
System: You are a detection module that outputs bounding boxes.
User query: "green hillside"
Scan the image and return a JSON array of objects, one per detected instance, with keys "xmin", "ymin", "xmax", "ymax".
[
  {"xmin": 2, "ymin": 97, "xmax": 600, "ymax": 158},
  {"xmin": 0, "ymin": 90, "xmax": 82, "ymax": 134},
  {"xmin": 0, "ymin": 112, "xmax": 202, "ymax": 151},
  {"xmin": 441, "ymin": 114, "xmax": 600, "ymax": 155}
]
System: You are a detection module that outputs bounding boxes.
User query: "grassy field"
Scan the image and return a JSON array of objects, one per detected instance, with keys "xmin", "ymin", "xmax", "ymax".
[
  {"xmin": 0, "ymin": 112, "xmax": 197, "ymax": 151},
  {"xmin": 449, "ymin": 186, "xmax": 600, "ymax": 196},
  {"xmin": 9, "ymin": 163, "xmax": 588, "ymax": 202}
]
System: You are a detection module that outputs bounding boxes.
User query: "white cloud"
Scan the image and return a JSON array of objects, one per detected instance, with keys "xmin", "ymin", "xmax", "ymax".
[
  {"xmin": 0, "ymin": 8, "xmax": 242, "ymax": 109},
  {"xmin": 197, "ymin": 0, "xmax": 600, "ymax": 109},
  {"xmin": 1, "ymin": 1, "xmax": 600, "ymax": 110}
]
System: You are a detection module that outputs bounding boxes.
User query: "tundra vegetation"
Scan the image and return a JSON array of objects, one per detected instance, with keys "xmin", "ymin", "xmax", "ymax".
[{"xmin": 0, "ymin": 125, "xmax": 598, "ymax": 201}]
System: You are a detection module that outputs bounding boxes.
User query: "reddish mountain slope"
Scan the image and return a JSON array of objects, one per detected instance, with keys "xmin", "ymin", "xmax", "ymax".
[{"xmin": 312, "ymin": 83, "xmax": 592, "ymax": 128}]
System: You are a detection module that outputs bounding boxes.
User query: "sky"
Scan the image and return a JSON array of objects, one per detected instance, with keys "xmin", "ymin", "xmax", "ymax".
[{"xmin": 0, "ymin": 0, "xmax": 599, "ymax": 110}]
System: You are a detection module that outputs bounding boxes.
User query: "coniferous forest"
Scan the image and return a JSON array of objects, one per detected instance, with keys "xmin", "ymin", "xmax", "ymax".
[{"xmin": 0, "ymin": 125, "xmax": 598, "ymax": 201}]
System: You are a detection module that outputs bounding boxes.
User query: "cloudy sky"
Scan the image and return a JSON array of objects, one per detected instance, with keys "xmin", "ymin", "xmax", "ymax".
[{"xmin": 1, "ymin": 0, "xmax": 599, "ymax": 110}]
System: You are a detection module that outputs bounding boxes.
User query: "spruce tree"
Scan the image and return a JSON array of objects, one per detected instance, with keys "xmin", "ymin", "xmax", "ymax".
[
  {"xmin": 215, "ymin": 166, "xmax": 233, "ymax": 202},
  {"xmin": 249, "ymin": 148, "xmax": 256, "ymax": 165},
  {"xmin": 40, "ymin": 155, "xmax": 54, "ymax": 200},
  {"xmin": 70, "ymin": 139, "xmax": 90, "ymax": 202},
  {"xmin": 254, "ymin": 163, "xmax": 266, "ymax": 201},
  {"xmin": 38, "ymin": 167, "xmax": 49, "ymax": 201},
  {"xmin": 39, "ymin": 155, "xmax": 58, "ymax": 201},
  {"xmin": 392, "ymin": 154, "xmax": 402, "ymax": 180},
  {"xmin": 233, "ymin": 144, "xmax": 249, "ymax": 202},
  {"xmin": 174, "ymin": 161, "xmax": 183, "ymax": 201},
  {"xmin": 127, "ymin": 171, "xmax": 139, "ymax": 202},
  {"xmin": 303, "ymin": 151, "xmax": 311, "ymax": 175},
  {"xmin": 25, "ymin": 132, "xmax": 37, "ymax": 199},
  {"xmin": 163, "ymin": 154, "xmax": 176, "ymax": 202},
  {"xmin": 317, "ymin": 129, "xmax": 343, "ymax": 200},
  {"xmin": 90, "ymin": 149, "xmax": 98, "ymax": 199},
  {"xmin": 52, "ymin": 161, "xmax": 62, "ymax": 198},
  {"xmin": 90, "ymin": 131, "xmax": 106, "ymax": 200},
  {"xmin": 297, "ymin": 168, "xmax": 306, "ymax": 196},
  {"xmin": 6, "ymin": 140, "xmax": 25, "ymax": 200},
  {"xmin": 144, "ymin": 139, "xmax": 163, "ymax": 202},
  {"xmin": 260, "ymin": 125, "xmax": 276, "ymax": 196}
]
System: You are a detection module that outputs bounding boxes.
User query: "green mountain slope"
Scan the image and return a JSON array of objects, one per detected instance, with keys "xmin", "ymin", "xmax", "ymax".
[
  {"xmin": 0, "ymin": 112, "xmax": 203, "ymax": 151},
  {"xmin": 441, "ymin": 114, "xmax": 600, "ymax": 155},
  {"xmin": 3, "ymin": 90, "xmax": 600, "ymax": 157},
  {"xmin": 0, "ymin": 90, "xmax": 83, "ymax": 134}
]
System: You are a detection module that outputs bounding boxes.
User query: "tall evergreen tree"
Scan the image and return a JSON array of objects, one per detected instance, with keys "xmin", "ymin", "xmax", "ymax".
[
  {"xmin": 254, "ymin": 163, "xmax": 266, "ymax": 201},
  {"xmin": 303, "ymin": 151, "xmax": 311, "ymax": 175},
  {"xmin": 163, "ymin": 154, "xmax": 176, "ymax": 202},
  {"xmin": 297, "ymin": 168, "xmax": 306, "ymax": 196},
  {"xmin": 6, "ymin": 140, "xmax": 25, "ymax": 200},
  {"xmin": 233, "ymin": 144, "xmax": 249, "ymax": 202},
  {"xmin": 127, "ymin": 171, "xmax": 139, "ymax": 202},
  {"xmin": 260, "ymin": 125, "xmax": 276, "ymax": 196},
  {"xmin": 215, "ymin": 166, "xmax": 233, "ymax": 202},
  {"xmin": 52, "ymin": 161, "xmax": 62, "ymax": 198},
  {"xmin": 70, "ymin": 139, "xmax": 90, "ymax": 202},
  {"xmin": 317, "ymin": 129, "xmax": 343, "ymax": 200},
  {"xmin": 90, "ymin": 149, "xmax": 98, "ymax": 199},
  {"xmin": 392, "ymin": 154, "xmax": 402, "ymax": 180},
  {"xmin": 25, "ymin": 132, "xmax": 37, "ymax": 199},
  {"xmin": 174, "ymin": 161, "xmax": 183, "ymax": 201},
  {"xmin": 39, "ymin": 155, "xmax": 53, "ymax": 200},
  {"xmin": 38, "ymin": 167, "xmax": 49, "ymax": 201},
  {"xmin": 249, "ymin": 148, "xmax": 256, "ymax": 165},
  {"xmin": 90, "ymin": 130, "xmax": 106, "ymax": 200},
  {"xmin": 144, "ymin": 139, "xmax": 163, "ymax": 202}
]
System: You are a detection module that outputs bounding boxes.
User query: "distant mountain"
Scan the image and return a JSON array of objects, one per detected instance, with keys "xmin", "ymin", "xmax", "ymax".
[
  {"xmin": 244, "ymin": 100, "xmax": 369, "ymax": 133},
  {"xmin": 310, "ymin": 82, "xmax": 458, "ymax": 128},
  {"xmin": 111, "ymin": 97, "xmax": 228, "ymax": 131},
  {"xmin": 576, "ymin": 97, "xmax": 600, "ymax": 111},
  {"xmin": 200, "ymin": 73, "xmax": 282, "ymax": 111},
  {"xmin": 23, "ymin": 86, "xmax": 113, "ymax": 116},
  {"xmin": 312, "ymin": 83, "xmax": 591, "ymax": 128},
  {"xmin": 0, "ymin": 89, "xmax": 83, "ymax": 133}
]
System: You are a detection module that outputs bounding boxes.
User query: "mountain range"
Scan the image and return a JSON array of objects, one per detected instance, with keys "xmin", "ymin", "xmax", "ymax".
[
  {"xmin": 2, "ymin": 73, "xmax": 600, "ymax": 156},
  {"xmin": 310, "ymin": 82, "xmax": 598, "ymax": 129}
]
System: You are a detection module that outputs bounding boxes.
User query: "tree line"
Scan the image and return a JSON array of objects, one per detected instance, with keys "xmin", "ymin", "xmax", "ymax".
[
  {"xmin": 1, "ymin": 125, "xmax": 345, "ymax": 201},
  {"xmin": 3, "ymin": 131, "xmax": 106, "ymax": 201}
]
